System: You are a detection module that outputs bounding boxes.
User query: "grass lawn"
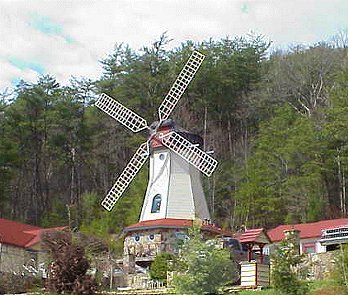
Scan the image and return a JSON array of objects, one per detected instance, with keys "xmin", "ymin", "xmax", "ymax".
[
  {"xmin": 306, "ymin": 279, "xmax": 347, "ymax": 295},
  {"xmin": 237, "ymin": 279, "xmax": 347, "ymax": 295}
]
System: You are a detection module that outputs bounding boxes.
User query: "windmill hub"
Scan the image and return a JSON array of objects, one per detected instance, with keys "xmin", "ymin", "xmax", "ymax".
[{"xmin": 148, "ymin": 118, "xmax": 175, "ymax": 136}]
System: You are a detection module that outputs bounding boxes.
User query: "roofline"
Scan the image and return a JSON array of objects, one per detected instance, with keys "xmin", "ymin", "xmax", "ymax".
[
  {"xmin": 267, "ymin": 218, "xmax": 348, "ymax": 242},
  {"xmin": 271, "ymin": 234, "xmax": 322, "ymax": 243},
  {"xmin": 125, "ymin": 224, "xmax": 222, "ymax": 233},
  {"xmin": 0, "ymin": 225, "xmax": 68, "ymax": 249},
  {"xmin": 124, "ymin": 218, "xmax": 222, "ymax": 234},
  {"xmin": 124, "ymin": 224, "xmax": 190, "ymax": 232},
  {"xmin": 0, "ymin": 241, "xmax": 28, "ymax": 249}
]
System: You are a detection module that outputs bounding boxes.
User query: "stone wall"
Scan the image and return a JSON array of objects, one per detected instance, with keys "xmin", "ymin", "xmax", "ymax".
[
  {"xmin": 124, "ymin": 231, "xmax": 162, "ymax": 258},
  {"xmin": 0, "ymin": 244, "xmax": 38, "ymax": 274},
  {"xmin": 123, "ymin": 228, "xmax": 190, "ymax": 260},
  {"xmin": 302, "ymin": 251, "xmax": 337, "ymax": 280}
]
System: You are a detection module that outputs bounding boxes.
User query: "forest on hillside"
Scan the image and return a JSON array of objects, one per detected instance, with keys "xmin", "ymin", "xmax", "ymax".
[{"xmin": 1, "ymin": 32, "xmax": 348, "ymax": 237}]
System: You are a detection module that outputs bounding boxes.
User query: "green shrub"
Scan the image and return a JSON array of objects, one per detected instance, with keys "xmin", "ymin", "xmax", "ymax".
[
  {"xmin": 271, "ymin": 232, "xmax": 308, "ymax": 295},
  {"xmin": 149, "ymin": 252, "xmax": 176, "ymax": 282},
  {"xmin": 172, "ymin": 225, "xmax": 237, "ymax": 295}
]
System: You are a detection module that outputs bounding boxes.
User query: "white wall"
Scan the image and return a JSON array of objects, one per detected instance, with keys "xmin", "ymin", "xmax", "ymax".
[{"xmin": 264, "ymin": 237, "xmax": 326, "ymax": 255}]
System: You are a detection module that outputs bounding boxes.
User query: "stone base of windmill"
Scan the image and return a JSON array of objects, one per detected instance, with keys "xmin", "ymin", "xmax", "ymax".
[
  {"xmin": 121, "ymin": 218, "xmax": 222, "ymax": 289},
  {"xmin": 122, "ymin": 219, "xmax": 222, "ymax": 267},
  {"xmin": 240, "ymin": 261, "xmax": 270, "ymax": 288}
]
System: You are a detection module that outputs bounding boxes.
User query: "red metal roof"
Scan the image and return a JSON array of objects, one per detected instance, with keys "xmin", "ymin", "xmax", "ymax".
[
  {"xmin": 237, "ymin": 228, "xmax": 271, "ymax": 244},
  {"xmin": 124, "ymin": 218, "xmax": 222, "ymax": 234},
  {"xmin": 24, "ymin": 227, "xmax": 67, "ymax": 248},
  {"xmin": 0, "ymin": 218, "xmax": 41, "ymax": 248},
  {"xmin": 0, "ymin": 218, "xmax": 66, "ymax": 249},
  {"xmin": 268, "ymin": 218, "xmax": 348, "ymax": 242}
]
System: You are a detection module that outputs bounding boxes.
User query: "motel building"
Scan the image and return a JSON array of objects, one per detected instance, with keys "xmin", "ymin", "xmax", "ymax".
[{"xmin": 265, "ymin": 217, "xmax": 348, "ymax": 255}]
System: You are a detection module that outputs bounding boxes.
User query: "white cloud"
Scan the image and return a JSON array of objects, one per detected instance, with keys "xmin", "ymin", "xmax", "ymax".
[
  {"xmin": 0, "ymin": 0, "xmax": 347, "ymax": 91},
  {"xmin": 0, "ymin": 59, "xmax": 40, "ymax": 89}
]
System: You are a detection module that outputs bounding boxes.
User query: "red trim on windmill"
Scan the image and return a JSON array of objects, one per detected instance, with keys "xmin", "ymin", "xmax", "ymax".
[
  {"xmin": 124, "ymin": 218, "xmax": 222, "ymax": 234},
  {"xmin": 150, "ymin": 125, "xmax": 173, "ymax": 149}
]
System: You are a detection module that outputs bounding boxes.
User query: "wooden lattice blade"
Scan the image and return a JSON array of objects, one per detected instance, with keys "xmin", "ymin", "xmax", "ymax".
[
  {"xmin": 95, "ymin": 93, "xmax": 148, "ymax": 133},
  {"xmin": 101, "ymin": 142, "xmax": 149, "ymax": 211},
  {"xmin": 158, "ymin": 51, "xmax": 205, "ymax": 122},
  {"xmin": 160, "ymin": 131, "xmax": 218, "ymax": 177}
]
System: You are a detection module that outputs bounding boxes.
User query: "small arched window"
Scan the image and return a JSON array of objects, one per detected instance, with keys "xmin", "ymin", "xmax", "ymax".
[{"xmin": 151, "ymin": 194, "xmax": 162, "ymax": 213}]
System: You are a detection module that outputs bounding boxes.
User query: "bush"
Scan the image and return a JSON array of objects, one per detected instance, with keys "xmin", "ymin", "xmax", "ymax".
[
  {"xmin": 271, "ymin": 232, "xmax": 308, "ymax": 295},
  {"xmin": 173, "ymin": 225, "xmax": 237, "ymax": 295},
  {"xmin": 149, "ymin": 252, "xmax": 176, "ymax": 283}
]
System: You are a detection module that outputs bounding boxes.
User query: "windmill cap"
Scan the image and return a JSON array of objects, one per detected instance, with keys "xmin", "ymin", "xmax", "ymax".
[
  {"xmin": 149, "ymin": 119, "xmax": 175, "ymax": 130},
  {"xmin": 178, "ymin": 131, "xmax": 203, "ymax": 148}
]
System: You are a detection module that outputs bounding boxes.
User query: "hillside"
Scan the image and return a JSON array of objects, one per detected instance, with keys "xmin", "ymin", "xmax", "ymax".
[{"xmin": 1, "ymin": 33, "xmax": 348, "ymax": 240}]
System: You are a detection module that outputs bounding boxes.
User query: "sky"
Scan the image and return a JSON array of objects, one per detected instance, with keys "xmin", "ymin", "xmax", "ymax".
[{"xmin": 1, "ymin": 0, "xmax": 348, "ymax": 92}]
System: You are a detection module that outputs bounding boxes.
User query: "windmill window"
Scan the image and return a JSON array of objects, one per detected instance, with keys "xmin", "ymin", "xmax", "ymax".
[{"xmin": 151, "ymin": 194, "xmax": 162, "ymax": 213}]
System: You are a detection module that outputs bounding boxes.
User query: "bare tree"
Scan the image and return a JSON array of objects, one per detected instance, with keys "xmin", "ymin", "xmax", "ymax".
[{"xmin": 268, "ymin": 44, "xmax": 341, "ymax": 116}]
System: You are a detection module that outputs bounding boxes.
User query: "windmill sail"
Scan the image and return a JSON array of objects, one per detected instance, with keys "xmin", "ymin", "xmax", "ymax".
[
  {"xmin": 160, "ymin": 131, "xmax": 218, "ymax": 177},
  {"xmin": 101, "ymin": 142, "xmax": 149, "ymax": 211},
  {"xmin": 95, "ymin": 93, "xmax": 148, "ymax": 133},
  {"xmin": 158, "ymin": 51, "xmax": 205, "ymax": 122},
  {"xmin": 96, "ymin": 50, "xmax": 218, "ymax": 213}
]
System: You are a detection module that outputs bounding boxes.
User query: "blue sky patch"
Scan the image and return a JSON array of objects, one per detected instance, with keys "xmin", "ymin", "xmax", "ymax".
[
  {"xmin": 29, "ymin": 13, "xmax": 74, "ymax": 43},
  {"xmin": 30, "ymin": 14, "xmax": 63, "ymax": 35},
  {"xmin": 8, "ymin": 56, "xmax": 46, "ymax": 75},
  {"xmin": 10, "ymin": 77, "xmax": 22, "ymax": 87},
  {"xmin": 240, "ymin": 3, "xmax": 249, "ymax": 14},
  {"xmin": 64, "ymin": 35, "xmax": 75, "ymax": 44}
]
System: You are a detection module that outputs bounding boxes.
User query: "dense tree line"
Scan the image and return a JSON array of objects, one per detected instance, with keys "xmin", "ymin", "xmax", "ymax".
[{"xmin": 1, "ymin": 32, "xmax": 348, "ymax": 240}]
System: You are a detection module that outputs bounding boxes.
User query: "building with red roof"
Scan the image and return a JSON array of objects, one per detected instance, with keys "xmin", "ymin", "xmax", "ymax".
[
  {"xmin": 236, "ymin": 228, "xmax": 271, "ymax": 262},
  {"xmin": 0, "ymin": 218, "xmax": 65, "ymax": 275},
  {"xmin": 266, "ymin": 218, "xmax": 348, "ymax": 255}
]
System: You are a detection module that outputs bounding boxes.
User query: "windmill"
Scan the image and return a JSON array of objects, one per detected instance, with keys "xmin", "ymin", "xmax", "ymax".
[{"xmin": 95, "ymin": 50, "xmax": 218, "ymax": 223}]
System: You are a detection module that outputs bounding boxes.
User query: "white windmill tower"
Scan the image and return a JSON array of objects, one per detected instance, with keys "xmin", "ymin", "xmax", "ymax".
[{"xmin": 95, "ymin": 51, "xmax": 220, "ymax": 269}]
